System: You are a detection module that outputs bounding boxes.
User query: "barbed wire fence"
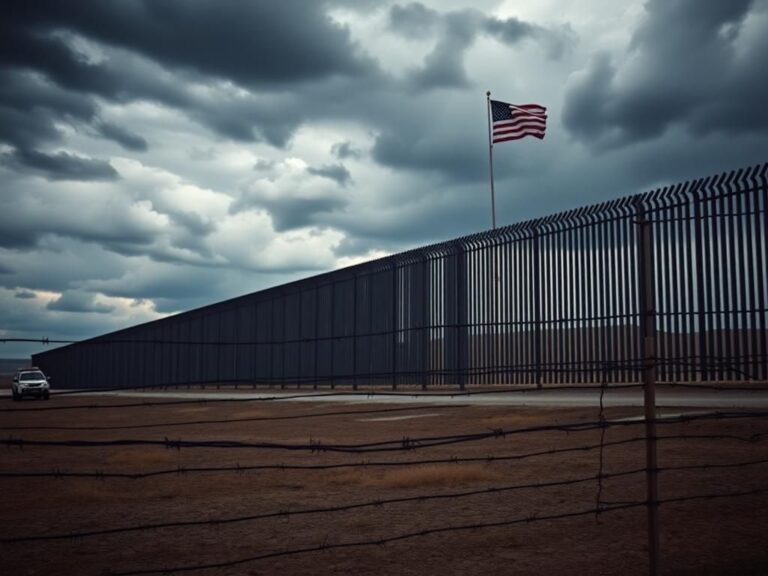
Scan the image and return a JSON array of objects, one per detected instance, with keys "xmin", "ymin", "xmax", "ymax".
[
  {"xmin": 1, "ymin": 384, "xmax": 768, "ymax": 575},
  {"xmin": 2, "ymin": 320, "xmax": 767, "ymax": 569}
]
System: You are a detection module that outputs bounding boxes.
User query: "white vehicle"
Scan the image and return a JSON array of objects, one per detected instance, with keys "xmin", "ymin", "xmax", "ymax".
[{"xmin": 12, "ymin": 368, "xmax": 51, "ymax": 401}]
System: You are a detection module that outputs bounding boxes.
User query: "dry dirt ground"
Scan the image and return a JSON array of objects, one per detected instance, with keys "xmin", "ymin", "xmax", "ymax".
[{"xmin": 1, "ymin": 385, "xmax": 767, "ymax": 576}]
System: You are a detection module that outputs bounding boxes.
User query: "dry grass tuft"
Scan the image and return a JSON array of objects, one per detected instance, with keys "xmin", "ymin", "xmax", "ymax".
[{"xmin": 338, "ymin": 464, "xmax": 502, "ymax": 489}]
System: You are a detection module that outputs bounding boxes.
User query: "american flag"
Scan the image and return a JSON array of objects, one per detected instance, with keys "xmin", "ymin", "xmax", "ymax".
[{"xmin": 490, "ymin": 100, "xmax": 547, "ymax": 144}]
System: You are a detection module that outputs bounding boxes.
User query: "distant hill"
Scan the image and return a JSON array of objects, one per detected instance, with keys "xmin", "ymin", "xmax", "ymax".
[{"xmin": 0, "ymin": 358, "xmax": 31, "ymax": 375}]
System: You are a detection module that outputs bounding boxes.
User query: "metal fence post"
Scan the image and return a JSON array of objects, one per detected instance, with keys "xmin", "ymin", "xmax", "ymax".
[{"xmin": 636, "ymin": 203, "xmax": 660, "ymax": 576}]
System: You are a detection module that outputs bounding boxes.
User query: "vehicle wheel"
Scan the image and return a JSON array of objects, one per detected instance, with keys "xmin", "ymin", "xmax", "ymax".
[
  {"xmin": 43, "ymin": 391, "xmax": 50, "ymax": 400},
  {"xmin": 12, "ymin": 391, "xmax": 20, "ymax": 401}
]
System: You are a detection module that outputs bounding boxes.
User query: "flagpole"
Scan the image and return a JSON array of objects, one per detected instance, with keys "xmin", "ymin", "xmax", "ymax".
[{"xmin": 486, "ymin": 91, "xmax": 496, "ymax": 230}]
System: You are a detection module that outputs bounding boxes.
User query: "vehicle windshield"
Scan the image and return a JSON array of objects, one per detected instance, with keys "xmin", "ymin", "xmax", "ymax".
[{"xmin": 19, "ymin": 371, "xmax": 45, "ymax": 381}]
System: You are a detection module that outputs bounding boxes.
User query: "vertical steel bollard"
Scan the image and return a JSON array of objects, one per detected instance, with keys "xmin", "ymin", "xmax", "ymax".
[{"xmin": 533, "ymin": 227, "xmax": 542, "ymax": 388}]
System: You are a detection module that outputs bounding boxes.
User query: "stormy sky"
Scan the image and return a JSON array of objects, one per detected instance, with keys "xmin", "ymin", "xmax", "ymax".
[{"xmin": 2, "ymin": 0, "xmax": 767, "ymax": 358}]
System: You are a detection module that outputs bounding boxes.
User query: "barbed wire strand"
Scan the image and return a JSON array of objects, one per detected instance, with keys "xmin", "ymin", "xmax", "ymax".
[
  {"xmin": 3, "ymin": 411, "xmax": 767, "ymax": 454},
  {"xmin": 7, "ymin": 456, "xmax": 768, "ymax": 546},
  {"xmin": 102, "ymin": 487, "xmax": 768, "ymax": 576},
  {"xmin": 0, "ymin": 435, "xmax": 649, "ymax": 479},
  {"xmin": 104, "ymin": 504, "xmax": 649, "ymax": 576},
  {"xmin": 0, "ymin": 468, "xmax": 648, "ymax": 544},
  {"xmin": 4, "ymin": 431, "xmax": 767, "ymax": 481}
]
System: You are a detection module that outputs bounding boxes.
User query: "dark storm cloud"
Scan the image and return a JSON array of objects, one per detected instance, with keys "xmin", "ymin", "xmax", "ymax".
[
  {"xmin": 0, "ymin": 70, "xmax": 109, "ymax": 180},
  {"xmin": 0, "ymin": 15, "xmax": 233, "ymax": 150},
  {"xmin": 563, "ymin": 0, "xmax": 768, "ymax": 149},
  {"xmin": 401, "ymin": 7, "xmax": 573, "ymax": 91},
  {"xmin": 407, "ymin": 10, "xmax": 481, "ymax": 90},
  {"xmin": 484, "ymin": 16, "xmax": 575, "ymax": 60},
  {"xmin": 326, "ymin": 0, "xmax": 382, "ymax": 9},
  {"xmin": 2, "ymin": 149, "xmax": 119, "ymax": 181},
  {"xmin": 274, "ymin": 197, "xmax": 348, "ymax": 231},
  {"xmin": 95, "ymin": 121, "xmax": 148, "ymax": 152},
  {"xmin": 483, "ymin": 16, "xmax": 536, "ymax": 43},
  {"xmin": 0, "ymin": 35, "xmax": 186, "ymax": 137},
  {"xmin": 5, "ymin": 0, "xmax": 374, "ymax": 88},
  {"xmin": 187, "ymin": 96, "xmax": 306, "ymax": 147},
  {"xmin": 1, "ymin": 240, "xmax": 132, "ymax": 298},
  {"xmin": 307, "ymin": 163, "xmax": 352, "ymax": 187},
  {"xmin": 232, "ymin": 159, "xmax": 353, "ymax": 232},
  {"xmin": 253, "ymin": 159, "xmax": 276, "ymax": 172},
  {"xmin": 0, "ymin": 23, "xmax": 185, "ymax": 121},
  {"xmin": 0, "ymin": 71, "xmax": 96, "ymax": 139},
  {"xmin": 0, "ymin": 198, "xmax": 157, "ymax": 254},
  {"xmin": 0, "ymin": 222, "xmax": 38, "ymax": 249},
  {"xmin": 0, "ymin": 46, "xmax": 121, "ymax": 180},
  {"xmin": 1, "ymin": 0, "xmax": 382, "ymax": 163},
  {"xmin": 332, "ymin": 235, "xmax": 384, "ymax": 258},
  {"xmin": 330, "ymin": 141, "xmax": 363, "ymax": 160},
  {"xmin": 84, "ymin": 265, "xmax": 285, "ymax": 314},
  {"xmin": 0, "ymin": 305, "xmax": 92, "ymax": 342},
  {"xmin": 328, "ymin": 178, "xmax": 492, "ymax": 255},
  {"xmin": 389, "ymin": 3, "xmax": 440, "ymax": 39},
  {"xmin": 372, "ymin": 124, "xmax": 486, "ymax": 182},
  {"xmin": 167, "ymin": 211, "xmax": 217, "ymax": 238},
  {"xmin": 46, "ymin": 290, "xmax": 115, "ymax": 314},
  {"xmin": 14, "ymin": 290, "xmax": 36, "ymax": 299},
  {"xmin": 0, "ymin": 105, "xmax": 60, "ymax": 152},
  {"xmin": 251, "ymin": 196, "xmax": 349, "ymax": 233},
  {"xmin": 0, "ymin": 288, "xmax": 130, "ymax": 348}
]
